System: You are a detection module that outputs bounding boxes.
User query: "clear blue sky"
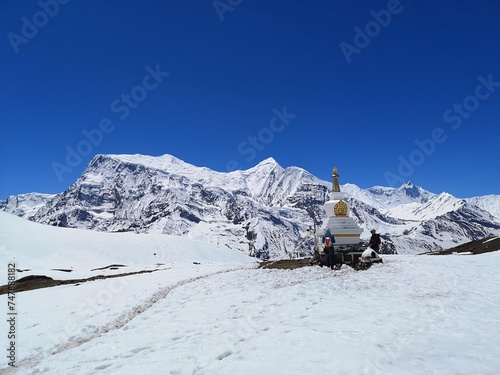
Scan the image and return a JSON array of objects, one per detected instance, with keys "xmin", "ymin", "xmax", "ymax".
[{"xmin": 1, "ymin": 0, "xmax": 499, "ymax": 199}]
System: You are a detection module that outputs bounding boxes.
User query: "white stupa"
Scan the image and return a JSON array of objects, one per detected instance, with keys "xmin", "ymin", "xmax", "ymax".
[{"xmin": 320, "ymin": 167, "xmax": 363, "ymax": 245}]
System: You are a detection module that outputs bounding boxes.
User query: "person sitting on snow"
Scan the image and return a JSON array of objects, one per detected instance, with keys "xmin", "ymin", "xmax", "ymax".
[{"xmin": 322, "ymin": 229, "xmax": 337, "ymax": 269}]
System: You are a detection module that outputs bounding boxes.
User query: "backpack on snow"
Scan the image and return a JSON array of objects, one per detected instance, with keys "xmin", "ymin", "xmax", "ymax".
[{"xmin": 324, "ymin": 234, "xmax": 335, "ymax": 247}]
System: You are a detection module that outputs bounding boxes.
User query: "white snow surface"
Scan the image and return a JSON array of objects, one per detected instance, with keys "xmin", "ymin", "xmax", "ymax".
[
  {"xmin": 2, "ymin": 212, "xmax": 500, "ymax": 374},
  {"xmin": 0, "ymin": 211, "xmax": 255, "ymax": 280},
  {"xmin": 362, "ymin": 247, "xmax": 380, "ymax": 259},
  {"xmin": 467, "ymin": 195, "xmax": 500, "ymax": 220}
]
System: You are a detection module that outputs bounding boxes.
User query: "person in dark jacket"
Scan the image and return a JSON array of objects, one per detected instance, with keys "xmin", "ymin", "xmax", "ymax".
[
  {"xmin": 368, "ymin": 229, "xmax": 381, "ymax": 252},
  {"xmin": 322, "ymin": 229, "xmax": 337, "ymax": 269}
]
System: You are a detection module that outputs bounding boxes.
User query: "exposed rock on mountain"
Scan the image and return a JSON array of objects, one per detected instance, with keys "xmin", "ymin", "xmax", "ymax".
[
  {"xmin": 28, "ymin": 155, "xmax": 328, "ymax": 259},
  {"xmin": 3, "ymin": 154, "xmax": 500, "ymax": 257}
]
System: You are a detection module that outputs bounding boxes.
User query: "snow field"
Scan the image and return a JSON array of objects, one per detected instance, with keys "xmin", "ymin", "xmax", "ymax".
[
  {"xmin": 0, "ymin": 211, "xmax": 255, "ymax": 280},
  {"xmin": 3, "ymin": 253, "xmax": 500, "ymax": 374},
  {"xmin": 1, "ymin": 263, "xmax": 255, "ymax": 373}
]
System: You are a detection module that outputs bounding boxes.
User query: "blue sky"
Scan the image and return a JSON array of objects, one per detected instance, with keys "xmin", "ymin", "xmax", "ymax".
[{"xmin": 1, "ymin": 0, "xmax": 499, "ymax": 199}]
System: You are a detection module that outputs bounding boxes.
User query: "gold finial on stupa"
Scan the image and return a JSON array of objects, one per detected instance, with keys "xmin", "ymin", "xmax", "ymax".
[{"xmin": 332, "ymin": 167, "xmax": 341, "ymax": 192}]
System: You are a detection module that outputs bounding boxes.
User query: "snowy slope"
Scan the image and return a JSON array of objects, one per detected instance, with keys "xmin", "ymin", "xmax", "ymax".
[
  {"xmin": 0, "ymin": 211, "xmax": 255, "ymax": 280},
  {"xmin": 467, "ymin": 195, "xmax": 500, "ymax": 220},
  {"xmin": 343, "ymin": 181, "xmax": 435, "ymax": 211},
  {"xmin": 1, "ymin": 211, "xmax": 499, "ymax": 374},
  {"xmin": 386, "ymin": 192, "xmax": 465, "ymax": 221}
]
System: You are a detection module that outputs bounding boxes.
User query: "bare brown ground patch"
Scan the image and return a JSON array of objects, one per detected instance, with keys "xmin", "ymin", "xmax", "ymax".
[
  {"xmin": 0, "ymin": 269, "xmax": 160, "ymax": 295},
  {"xmin": 427, "ymin": 237, "xmax": 500, "ymax": 255},
  {"xmin": 259, "ymin": 258, "xmax": 313, "ymax": 270}
]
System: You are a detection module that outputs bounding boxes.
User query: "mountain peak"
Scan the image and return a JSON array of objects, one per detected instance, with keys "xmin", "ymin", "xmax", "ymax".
[
  {"xmin": 91, "ymin": 153, "xmax": 198, "ymax": 174},
  {"xmin": 244, "ymin": 157, "xmax": 283, "ymax": 174},
  {"xmin": 256, "ymin": 157, "xmax": 279, "ymax": 167},
  {"xmin": 109, "ymin": 153, "xmax": 184, "ymax": 166},
  {"xmin": 400, "ymin": 181, "xmax": 426, "ymax": 199}
]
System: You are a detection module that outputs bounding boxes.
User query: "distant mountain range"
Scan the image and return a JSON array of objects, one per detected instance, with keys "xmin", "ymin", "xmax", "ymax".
[{"xmin": 2, "ymin": 154, "xmax": 500, "ymax": 258}]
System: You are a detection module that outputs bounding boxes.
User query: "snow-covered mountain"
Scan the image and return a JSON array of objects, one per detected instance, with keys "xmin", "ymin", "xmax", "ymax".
[
  {"xmin": 3, "ymin": 153, "xmax": 500, "ymax": 257},
  {"xmin": 342, "ymin": 181, "xmax": 435, "ymax": 211},
  {"xmin": 380, "ymin": 192, "xmax": 500, "ymax": 253},
  {"xmin": 339, "ymin": 189, "xmax": 500, "ymax": 254},
  {"xmin": 28, "ymin": 154, "xmax": 329, "ymax": 259},
  {"xmin": 467, "ymin": 195, "xmax": 500, "ymax": 221},
  {"xmin": 0, "ymin": 192, "xmax": 56, "ymax": 218}
]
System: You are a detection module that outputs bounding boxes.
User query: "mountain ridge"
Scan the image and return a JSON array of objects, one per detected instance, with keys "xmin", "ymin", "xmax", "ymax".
[{"xmin": 2, "ymin": 153, "xmax": 499, "ymax": 258}]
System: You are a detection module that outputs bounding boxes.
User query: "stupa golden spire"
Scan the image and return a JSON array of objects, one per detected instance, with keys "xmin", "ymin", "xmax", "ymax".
[{"xmin": 332, "ymin": 167, "xmax": 341, "ymax": 193}]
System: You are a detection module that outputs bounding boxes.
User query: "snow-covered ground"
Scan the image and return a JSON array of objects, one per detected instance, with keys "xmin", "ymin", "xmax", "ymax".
[
  {"xmin": 1, "ymin": 212, "xmax": 500, "ymax": 374},
  {"xmin": 0, "ymin": 211, "xmax": 254, "ymax": 280}
]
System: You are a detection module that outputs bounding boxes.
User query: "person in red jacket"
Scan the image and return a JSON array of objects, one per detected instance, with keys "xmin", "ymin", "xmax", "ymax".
[{"xmin": 322, "ymin": 229, "xmax": 337, "ymax": 269}]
